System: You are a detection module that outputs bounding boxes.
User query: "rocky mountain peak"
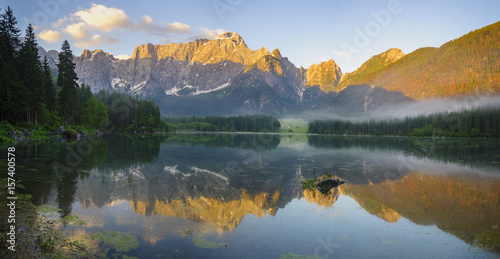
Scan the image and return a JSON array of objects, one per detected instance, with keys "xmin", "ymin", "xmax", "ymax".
[
  {"xmin": 271, "ymin": 49, "xmax": 282, "ymax": 59},
  {"xmin": 335, "ymin": 48, "xmax": 405, "ymax": 91},
  {"xmin": 305, "ymin": 59, "xmax": 343, "ymax": 92},
  {"xmin": 216, "ymin": 32, "xmax": 244, "ymax": 44},
  {"xmin": 381, "ymin": 48, "xmax": 404, "ymax": 65},
  {"xmin": 81, "ymin": 49, "xmax": 110, "ymax": 60},
  {"xmin": 130, "ymin": 32, "xmax": 268, "ymax": 65}
]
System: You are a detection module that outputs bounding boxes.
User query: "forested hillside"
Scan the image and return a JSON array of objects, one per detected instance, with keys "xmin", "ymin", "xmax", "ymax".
[
  {"xmin": 338, "ymin": 22, "xmax": 500, "ymax": 99},
  {"xmin": 165, "ymin": 114, "xmax": 281, "ymax": 132},
  {"xmin": 308, "ymin": 108, "xmax": 500, "ymax": 138}
]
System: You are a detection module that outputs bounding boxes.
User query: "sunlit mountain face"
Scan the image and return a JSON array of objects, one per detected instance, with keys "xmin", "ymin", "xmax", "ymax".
[
  {"xmin": 12, "ymin": 134, "xmax": 500, "ymax": 257},
  {"xmin": 36, "ymin": 22, "xmax": 500, "ymax": 116}
]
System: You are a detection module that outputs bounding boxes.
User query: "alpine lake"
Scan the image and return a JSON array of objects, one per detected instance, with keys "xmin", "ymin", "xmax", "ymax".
[{"xmin": 6, "ymin": 133, "xmax": 500, "ymax": 258}]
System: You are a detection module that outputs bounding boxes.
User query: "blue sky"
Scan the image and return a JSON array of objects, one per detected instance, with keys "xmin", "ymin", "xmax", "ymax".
[{"xmin": 2, "ymin": 0, "xmax": 499, "ymax": 72}]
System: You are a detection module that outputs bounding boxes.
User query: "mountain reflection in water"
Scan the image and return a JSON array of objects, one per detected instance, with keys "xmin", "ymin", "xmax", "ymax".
[{"xmin": 12, "ymin": 134, "xmax": 500, "ymax": 257}]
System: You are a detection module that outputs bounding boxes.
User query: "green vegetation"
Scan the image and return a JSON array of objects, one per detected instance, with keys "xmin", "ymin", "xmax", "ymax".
[
  {"xmin": 165, "ymin": 114, "xmax": 281, "ymax": 132},
  {"xmin": 90, "ymin": 231, "xmax": 139, "ymax": 253},
  {"xmin": 335, "ymin": 48, "xmax": 403, "ymax": 92},
  {"xmin": 0, "ymin": 179, "xmax": 98, "ymax": 258},
  {"xmin": 191, "ymin": 234, "xmax": 228, "ymax": 249},
  {"xmin": 472, "ymin": 231, "xmax": 500, "ymax": 250},
  {"xmin": 95, "ymin": 90, "xmax": 166, "ymax": 132},
  {"xmin": 308, "ymin": 108, "xmax": 500, "ymax": 138},
  {"xmin": 0, "ymin": 6, "xmax": 165, "ymax": 142},
  {"xmin": 300, "ymin": 168, "xmax": 338, "ymax": 195}
]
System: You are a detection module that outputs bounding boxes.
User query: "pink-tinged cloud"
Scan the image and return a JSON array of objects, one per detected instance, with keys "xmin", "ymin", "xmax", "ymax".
[
  {"xmin": 38, "ymin": 29, "xmax": 63, "ymax": 43},
  {"xmin": 74, "ymin": 3, "xmax": 132, "ymax": 33},
  {"xmin": 135, "ymin": 15, "xmax": 191, "ymax": 35}
]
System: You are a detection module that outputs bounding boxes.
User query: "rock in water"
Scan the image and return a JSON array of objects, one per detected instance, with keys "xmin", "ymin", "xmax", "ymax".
[{"xmin": 316, "ymin": 178, "xmax": 345, "ymax": 193}]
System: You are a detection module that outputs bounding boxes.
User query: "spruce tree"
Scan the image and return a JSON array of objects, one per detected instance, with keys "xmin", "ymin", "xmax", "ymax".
[
  {"xmin": 57, "ymin": 40, "xmax": 78, "ymax": 124},
  {"xmin": 42, "ymin": 56, "xmax": 55, "ymax": 111},
  {"xmin": 19, "ymin": 24, "xmax": 44, "ymax": 125},
  {"xmin": 0, "ymin": 6, "xmax": 24, "ymax": 122}
]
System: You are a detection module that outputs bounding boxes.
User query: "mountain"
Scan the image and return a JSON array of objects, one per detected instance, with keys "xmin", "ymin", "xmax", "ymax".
[
  {"xmin": 37, "ymin": 46, "xmax": 58, "ymax": 69},
  {"xmin": 69, "ymin": 32, "xmax": 412, "ymax": 115},
  {"xmin": 304, "ymin": 59, "xmax": 343, "ymax": 92},
  {"xmin": 74, "ymin": 32, "xmax": 285, "ymax": 96},
  {"xmin": 336, "ymin": 48, "xmax": 404, "ymax": 91},
  {"xmin": 339, "ymin": 22, "xmax": 500, "ymax": 99},
  {"xmin": 39, "ymin": 22, "xmax": 499, "ymax": 115}
]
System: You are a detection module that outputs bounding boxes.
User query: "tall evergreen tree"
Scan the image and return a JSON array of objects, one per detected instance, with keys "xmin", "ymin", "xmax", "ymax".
[
  {"xmin": 0, "ymin": 6, "xmax": 24, "ymax": 122},
  {"xmin": 42, "ymin": 56, "xmax": 55, "ymax": 111},
  {"xmin": 19, "ymin": 23, "xmax": 44, "ymax": 125},
  {"xmin": 57, "ymin": 40, "xmax": 78, "ymax": 124}
]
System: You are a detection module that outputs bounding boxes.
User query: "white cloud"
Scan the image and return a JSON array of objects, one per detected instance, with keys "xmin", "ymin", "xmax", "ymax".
[
  {"xmin": 167, "ymin": 22, "xmax": 191, "ymax": 33},
  {"xmin": 114, "ymin": 54, "xmax": 131, "ymax": 60},
  {"xmin": 135, "ymin": 15, "xmax": 191, "ymax": 35},
  {"xmin": 140, "ymin": 15, "xmax": 154, "ymax": 24},
  {"xmin": 74, "ymin": 34, "xmax": 118, "ymax": 48},
  {"xmin": 64, "ymin": 22, "xmax": 89, "ymax": 40},
  {"xmin": 41, "ymin": 4, "xmax": 194, "ymax": 48},
  {"xmin": 188, "ymin": 27, "xmax": 226, "ymax": 41},
  {"xmin": 74, "ymin": 3, "xmax": 132, "ymax": 32},
  {"xmin": 38, "ymin": 29, "xmax": 63, "ymax": 43}
]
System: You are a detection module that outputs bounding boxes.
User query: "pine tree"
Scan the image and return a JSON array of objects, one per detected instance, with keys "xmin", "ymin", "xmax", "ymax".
[
  {"xmin": 42, "ymin": 56, "xmax": 55, "ymax": 111},
  {"xmin": 57, "ymin": 40, "xmax": 78, "ymax": 124},
  {"xmin": 0, "ymin": 6, "xmax": 24, "ymax": 122},
  {"xmin": 19, "ymin": 24, "xmax": 44, "ymax": 126}
]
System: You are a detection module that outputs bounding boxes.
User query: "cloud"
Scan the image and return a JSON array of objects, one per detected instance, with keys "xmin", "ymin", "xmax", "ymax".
[
  {"xmin": 135, "ymin": 15, "xmax": 191, "ymax": 35},
  {"xmin": 74, "ymin": 35, "xmax": 118, "ymax": 48},
  {"xmin": 114, "ymin": 54, "xmax": 131, "ymax": 60},
  {"xmin": 38, "ymin": 29, "xmax": 63, "ymax": 43},
  {"xmin": 52, "ymin": 16, "xmax": 75, "ymax": 28},
  {"xmin": 74, "ymin": 3, "xmax": 132, "ymax": 32},
  {"xmin": 187, "ymin": 27, "xmax": 226, "ymax": 41},
  {"xmin": 64, "ymin": 22, "xmax": 89, "ymax": 40},
  {"xmin": 39, "ymin": 4, "xmax": 194, "ymax": 48}
]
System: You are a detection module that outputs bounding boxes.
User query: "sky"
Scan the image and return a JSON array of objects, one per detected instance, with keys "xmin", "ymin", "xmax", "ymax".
[{"xmin": 2, "ymin": 0, "xmax": 499, "ymax": 72}]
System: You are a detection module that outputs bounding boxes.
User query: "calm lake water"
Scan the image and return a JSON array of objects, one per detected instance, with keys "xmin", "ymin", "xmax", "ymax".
[{"xmin": 10, "ymin": 134, "xmax": 500, "ymax": 258}]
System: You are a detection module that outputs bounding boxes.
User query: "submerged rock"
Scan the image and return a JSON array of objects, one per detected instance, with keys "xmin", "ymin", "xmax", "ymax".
[{"xmin": 316, "ymin": 178, "xmax": 345, "ymax": 193}]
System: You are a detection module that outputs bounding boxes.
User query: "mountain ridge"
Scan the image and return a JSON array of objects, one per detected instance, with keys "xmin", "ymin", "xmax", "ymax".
[
  {"xmin": 37, "ymin": 22, "xmax": 500, "ymax": 115},
  {"xmin": 343, "ymin": 21, "xmax": 500, "ymax": 99}
]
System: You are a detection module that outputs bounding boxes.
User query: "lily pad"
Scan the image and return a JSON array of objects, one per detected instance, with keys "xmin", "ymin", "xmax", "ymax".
[
  {"xmin": 36, "ymin": 204, "xmax": 61, "ymax": 215},
  {"xmin": 91, "ymin": 231, "xmax": 139, "ymax": 252},
  {"xmin": 60, "ymin": 214, "xmax": 87, "ymax": 226},
  {"xmin": 192, "ymin": 234, "xmax": 228, "ymax": 249},
  {"xmin": 472, "ymin": 231, "xmax": 500, "ymax": 250}
]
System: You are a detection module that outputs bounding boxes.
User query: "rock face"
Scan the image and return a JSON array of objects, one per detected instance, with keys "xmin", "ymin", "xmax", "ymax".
[
  {"xmin": 305, "ymin": 59, "xmax": 343, "ymax": 92},
  {"xmin": 73, "ymin": 32, "xmax": 305, "ymax": 101},
  {"xmin": 37, "ymin": 46, "xmax": 58, "ymax": 69},
  {"xmin": 131, "ymin": 32, "xmax": 269, "ymax": 65},
  {"xmin": 42, "ymin": 32, "xmax": 414, "ymax": 115}
]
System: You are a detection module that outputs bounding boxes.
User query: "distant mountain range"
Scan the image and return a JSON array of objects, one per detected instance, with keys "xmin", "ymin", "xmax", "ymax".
[{"xmin": 38, "ymin": 22, "xmax": 500, "ymax": 116}]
